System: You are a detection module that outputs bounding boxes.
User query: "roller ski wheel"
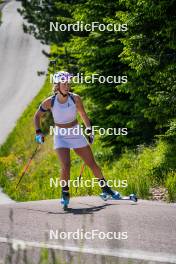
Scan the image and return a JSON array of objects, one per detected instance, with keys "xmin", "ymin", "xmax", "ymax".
[
  {"xmin": 100, "ymin": 191, "xmax": 121, "ymax": 201},
  {"xmin": 129, "ymin": 193, "xmax": 138, "ymax": 202},
  {"xmin": 61, "ymin": 192, "xmax": 70, "ymax": 210}
]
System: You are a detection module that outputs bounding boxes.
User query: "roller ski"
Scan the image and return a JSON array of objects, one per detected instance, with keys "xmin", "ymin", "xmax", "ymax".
[
  {"xmin": 61, "ymin": 191, "xmax": 70, "ymax": 210},
  {"xmin": 100, "ymin": 191, "xmax": 138, "ymax": 203}
]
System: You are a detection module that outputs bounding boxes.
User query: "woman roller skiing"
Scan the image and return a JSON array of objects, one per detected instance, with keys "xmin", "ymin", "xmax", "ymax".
[{"xmin": 34, "ymin": 71, "xmax": 125, "ymax": 209}]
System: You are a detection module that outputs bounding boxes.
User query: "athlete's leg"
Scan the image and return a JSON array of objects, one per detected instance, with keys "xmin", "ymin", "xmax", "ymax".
[
  {"xmin": 74, "ymin": 145, "xmax": 115, "ymax": 195},
  {"xmin": 55, "ymin": 148, "xmax": 70, "ymax": 185},
  {"xmin": 55, "ymin": 148, "xmax": 70, "ymax": 206},
  {"xmin": 74, "ymin": 145, "xmax": 103, "ymax": 179}
]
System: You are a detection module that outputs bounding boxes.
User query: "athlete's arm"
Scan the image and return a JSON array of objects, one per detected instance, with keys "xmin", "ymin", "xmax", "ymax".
[
  {"xmin": 34, "ymin": 97, "xmax": 51, "ymax": 130},
  {"xmin": 75, "ymin": 95, "xmax": 91, "ymax": 127}
]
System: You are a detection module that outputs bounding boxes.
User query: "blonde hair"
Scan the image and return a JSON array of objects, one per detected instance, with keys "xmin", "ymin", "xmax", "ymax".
[{"xmin": 52, "ymin": 83, "xmax": 59, "ymax": 94}]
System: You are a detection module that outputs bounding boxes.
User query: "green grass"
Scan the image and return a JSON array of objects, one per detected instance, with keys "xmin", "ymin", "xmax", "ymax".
[
  {"xmin": 0, "ymin": 78, "xmax": 176, "ymax": 202},
  {"xmin": 0, "ymin": 4, "xmax": 2, "ymax": 25},
  {"xmin": 166, "ymin": 171, "xmax": 176, "ymax": 202}
]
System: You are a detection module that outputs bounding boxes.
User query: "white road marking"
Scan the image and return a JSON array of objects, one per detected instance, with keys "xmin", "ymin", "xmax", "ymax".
[{"xmin": 0, "ymin": 237, "xmax": 176, "ymax": 263}]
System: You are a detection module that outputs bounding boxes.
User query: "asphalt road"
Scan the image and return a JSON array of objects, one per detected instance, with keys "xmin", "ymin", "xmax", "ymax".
[
  {"xmin": 0, "ymin": 187, "xmax": 15, "ymax": 205},
  {"xmin": 0, "ymin": 197, "xmax": 176, "ymax": 263},
  {"xmin": 0, "ymin": 0, "xmax": 49, "ymax": 145}
]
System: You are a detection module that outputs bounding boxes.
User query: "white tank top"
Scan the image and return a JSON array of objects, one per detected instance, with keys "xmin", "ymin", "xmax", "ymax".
[{"xmin": 51, "ymin": 93, "xmax": 77, "ymax": 124}]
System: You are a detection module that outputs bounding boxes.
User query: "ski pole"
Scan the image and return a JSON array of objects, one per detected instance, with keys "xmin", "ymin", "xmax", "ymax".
[
  {"xmin": 50, "ymin": 56, "xmax": 59, "ymax": 73},
  {"xmin": 50, "ymin": 60, "xmax": 56, "ymax": 73},
  {"xmin": 16, "ymin": 145, "xmax": 40, "ymax": 189},
  {"xmin": 76, "ymin": 162, "xmax": 86, "ymax": 193}
]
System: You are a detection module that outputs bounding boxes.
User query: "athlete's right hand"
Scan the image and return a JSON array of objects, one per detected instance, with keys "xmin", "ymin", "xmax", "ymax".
[{"xmin": 35, "ymin": 129, "xmax": 44, "ymax": 144}]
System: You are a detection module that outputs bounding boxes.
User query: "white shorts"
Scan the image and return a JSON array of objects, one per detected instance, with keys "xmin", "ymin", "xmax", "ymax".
[{"xmin": 53, "ymin": 124, "xmax": 88, "ymax": 149}]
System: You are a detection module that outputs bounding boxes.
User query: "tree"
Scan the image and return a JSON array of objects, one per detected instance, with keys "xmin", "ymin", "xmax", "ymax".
[
  {"xmin": 118, "ymin": 0, "xmax": 176, "ymax": 139},
  {"xmin": 18, "ymin": 0, "xmax": 176, "ymax": 153}
]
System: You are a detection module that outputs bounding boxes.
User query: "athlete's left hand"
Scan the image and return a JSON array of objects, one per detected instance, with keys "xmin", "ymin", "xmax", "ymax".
[
  {"xmin": 86, "ymin": 127, "xmax": 94, "ymax": 144},
  {"xmin": 88, "ymin": 134, "xmax": 94, "ymax": 144}
]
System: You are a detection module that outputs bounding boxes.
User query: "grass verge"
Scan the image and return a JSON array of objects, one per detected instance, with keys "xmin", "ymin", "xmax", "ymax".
[{"xmin": 0, "ymin": 79, "xmax": 176, "ymax": 202}]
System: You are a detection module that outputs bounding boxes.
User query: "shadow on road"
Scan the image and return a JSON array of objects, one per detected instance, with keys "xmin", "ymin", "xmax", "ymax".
[
  {"xmin": 14, "ymin": 201, "xmax": 137, "ymax": 216},
  {"xmin": 15, "ymin": 203, "xmax": 119, "ymax": 215},
  {"xmin": 51, "ymin": 203, "xmax": 112, "ymax": 215}
]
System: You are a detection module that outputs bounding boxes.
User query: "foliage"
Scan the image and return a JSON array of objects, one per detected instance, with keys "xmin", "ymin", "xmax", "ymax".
[
  {"xmin": 17, "ymin": 0, "xmax": 176, "ymax": 153},
  {"xmin": 166, "ymin": 171, "xmax": 176, "ymax": 202}
]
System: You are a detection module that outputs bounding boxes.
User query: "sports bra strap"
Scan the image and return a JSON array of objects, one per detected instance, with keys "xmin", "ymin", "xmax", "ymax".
[
  {"xmin": 69, "ymin": 92, "xmax": 75, "ymax": 104},
  {"xmin": 51, "ymin": 95, "xmax": 56, "ymax": 108}
]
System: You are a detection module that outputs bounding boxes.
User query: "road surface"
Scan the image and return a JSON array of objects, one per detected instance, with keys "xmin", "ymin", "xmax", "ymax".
[
  {"xmin": 0, "ymin": 187, "xmax": 15, "ymax": 205},
  {"xmin": 0, "ymin": 197, "xmax": 176, "ymax": 263},
  {"xmin": 0, "ymin": 0, "xmax": 49, "ymax": 145},
  {"xmin": 0, "ymin": 0, "xmax": 49, "ymax": 204}
]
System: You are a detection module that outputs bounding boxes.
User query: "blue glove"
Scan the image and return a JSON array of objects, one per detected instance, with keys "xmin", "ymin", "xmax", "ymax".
[
  {"xmin": 35, "ymin": 129, "xmax": 44, "ymax": 144},
  {"xmin": 35, "ymin": 134, "xmax": 44, "ymax": 144}
]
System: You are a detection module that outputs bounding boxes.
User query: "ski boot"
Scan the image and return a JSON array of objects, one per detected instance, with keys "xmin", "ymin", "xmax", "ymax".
[
  {"xmin": 61, "ymin": 191, "xmax": 70, "ymax": 210},
  {"xmin": 100, "ymin": 191, "xmax": 138, "ymax": 202}
]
